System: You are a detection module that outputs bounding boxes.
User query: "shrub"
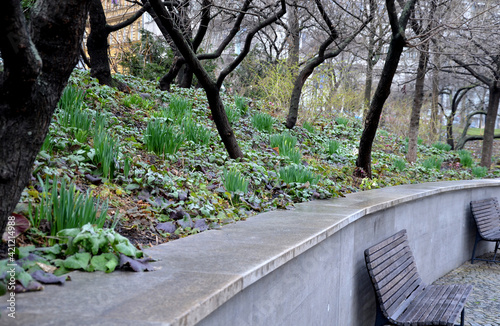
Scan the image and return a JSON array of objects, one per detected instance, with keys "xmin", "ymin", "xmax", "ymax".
[
  {"xmin": 144, "ymin": 119, "xmax": 184, "ymax": 156},
  {"xmin": 458, "ymin": 150, "xmax": 474, "ymax": 168},
  {"xmin": 279, "ymin": 165, "xmax": 320, "ymax": 184},
  {"xmin": 432, "ymin": 142, "xmax": 452, "ymax": 151},
  {"xmin": 252, "ymin": 112, "xmax": 275, "ymax": 133},
  {"xmin": 393, "ymin": 158, "xmax": 406, "ymax": 172},
  {"xmin": 472, "ymin": 166, "xmax": 488, "ymax": 178},
  {"xmin": 28, "ymin": 177, "xmax": 108, "ymax": 237},
  {"xmin": 223, "ymin": 168, "xmax": 249, "ymax": 193},
  {"xmin": 422, "ymin": 156, "xmax": 443, "ymax": 171}
]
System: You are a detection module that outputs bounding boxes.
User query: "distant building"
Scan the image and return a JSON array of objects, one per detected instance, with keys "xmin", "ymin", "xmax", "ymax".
[{"xmin": 86, "ymin": 0, "xmax": 160, "ymax": 72}]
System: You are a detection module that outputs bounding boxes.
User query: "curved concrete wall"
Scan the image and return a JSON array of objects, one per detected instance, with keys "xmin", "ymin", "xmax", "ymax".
[
  {"xmin": 7, "ymin": 180, "xmax": 500, "ymax": 326},
  {"xmin": 196, "ymin": 180, "xmax": 500, "ymax": 326}
]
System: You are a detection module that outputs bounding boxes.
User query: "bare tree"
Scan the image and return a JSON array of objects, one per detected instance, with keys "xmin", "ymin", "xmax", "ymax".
[
  {"xmin": 284, "ymin": 0, "xmax": 373, "ymax": 129},
  {"xmin": 355, "ymin": 0, "xmax": 417, "ymax": 178},
  {"xmin": 146, "ymin": 0, "xmax": 286, "ymax": 159},
  {"xmin": 440, "ymin": 1, "xmax": 500, "ymax": 168},
  {"xmin": 0, "ymin": 0, "xmax": 90, "ymax": 240}
]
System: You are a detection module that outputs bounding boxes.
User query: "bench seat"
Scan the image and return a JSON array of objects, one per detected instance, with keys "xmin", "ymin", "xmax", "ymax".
[
  {"xmin": 470, "ymin": 198, "xmax": 500, "ymax": 263},
  {"xmin": 365, "ymin": 230, "xmax": 472, "ymax": 326}
]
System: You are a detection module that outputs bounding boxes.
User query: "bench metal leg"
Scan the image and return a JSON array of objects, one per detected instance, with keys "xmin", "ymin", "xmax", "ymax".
[
  {"xmin": 455, "ymin": 308, "xmax": 465, "ymax": 326},
  {"xmin": 471, "ymin": 233, "xmax": 481, "ymax": 264},
  {"xmin": 374, "ymin": 304, "xmax": 389, "ymax": 326}
]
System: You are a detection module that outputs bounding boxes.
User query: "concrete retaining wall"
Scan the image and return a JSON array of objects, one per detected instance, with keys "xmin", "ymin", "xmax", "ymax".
[
  {"xmin": 7, "ymin": 180, "xmax": 500, "ymax": 326},
  {"xmin": 197, "ymin": 180, "xmax": 500, "ymax": 326}
]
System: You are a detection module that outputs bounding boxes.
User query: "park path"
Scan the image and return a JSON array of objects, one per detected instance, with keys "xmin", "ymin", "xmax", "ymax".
[{"xmin": 433, "ymin": 253, "xmax": 500, "ymax": 326}]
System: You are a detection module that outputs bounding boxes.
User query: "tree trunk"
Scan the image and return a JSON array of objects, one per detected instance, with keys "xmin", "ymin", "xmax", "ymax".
[
  {"xmin": 480, "ymin": 82, "xmax": 500, "ymax": 168},
  {"xmin": 356, "ymin": 31, "xmax": 407, "ymax": 177},
  {"xmin": 148, "ymin": 0, "xmax": 244, "ymax": 159},
  {"xmin": 0, "ymin": 0, "xmax": 90, "ymax": 238},
  {"xmin": 406, "ymin": 45, "xmax": 430, "ymax": 162},
  {"xmin": 430, "ymin": 51, "xmax": 440, "ymax": 139},
  {"xmin": 88, "ymin": 0, "xmax": 114, "ymax": 86},
  {"xmin": 287, "ymin": 0, "xmax": 300, "ymax": 69}
]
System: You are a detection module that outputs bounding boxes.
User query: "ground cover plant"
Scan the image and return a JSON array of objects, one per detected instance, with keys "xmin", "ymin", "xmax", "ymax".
[{"xmin": 2, "ymin": 70, "xmax": 500, "ymax": 294}]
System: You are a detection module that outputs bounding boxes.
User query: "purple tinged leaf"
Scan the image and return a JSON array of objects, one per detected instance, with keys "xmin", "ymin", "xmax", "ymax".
[
  {"xmin": 194, "ymin": 219, "xmax": 208, "ymax": 231},
  {"xmin": 31, "ymin": 270, "xmax": 67, "ymax": 285},
  {"xmin": 2, "ymin": 213, "xmax": 30, "ymax": 241},
  {"xmin": 177, "ymin": 217, "xmax": 193, "ymax": 229},
  {"xmin": 156, "ymin": 222, "xmax": 176, "ymax": 233},
  {"xmin": 119, "ymin": 254, "xmax": 155, "ymax": 272}
]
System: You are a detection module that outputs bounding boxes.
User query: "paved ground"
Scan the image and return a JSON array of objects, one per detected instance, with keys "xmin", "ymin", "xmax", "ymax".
[{"xmin": 433, "ymin": 253, "xmax": 500, "ymax": 326}]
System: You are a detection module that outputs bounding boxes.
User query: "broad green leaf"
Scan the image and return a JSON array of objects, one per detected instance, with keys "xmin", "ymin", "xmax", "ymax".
[
  {"xmin": 89, "ymin": 253, "xmax": 119, "ymax": 273},
  {"xmin": 63, "ymin": 252, "xmax": 91, "ymax": 270}
]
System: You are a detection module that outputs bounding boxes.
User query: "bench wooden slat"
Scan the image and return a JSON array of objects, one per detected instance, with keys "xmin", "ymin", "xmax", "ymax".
[
  {"xmin": 470, "ymin": 198, "xmax": 500, "ymax": 263},
  {"xmin": 365, "ymin": 230, "xmax": 472, "ymax": 326}
]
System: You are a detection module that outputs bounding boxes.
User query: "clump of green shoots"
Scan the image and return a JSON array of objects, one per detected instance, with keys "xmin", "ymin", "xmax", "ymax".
[
  {"xmin": 28, "ymin": 177, "xmax": 108, "ymax": 238},
  {"xmin": 92, "ymin": 130, "xmax": 120, "ymax": 179},
  {"xmin": 182, "ymin": 118, "xmax": 212, "ymax": 145},
  {"xmin": 458, "ymin": 150, "xmax": 474, "ymax": 168},
  {"xmin": 144, "ymin": 119, "xmax": 185, "ymax": 156},
  {"xmin": 432, "ymin": 142, "xmax": 452, "ymax": 151},
  {"xmin": 279, "ymin": 165, "xmax": 320, "ymax": 185},
  {"xmin": 472, "ymin": 166, "xmax": 488, "ymax": 178},
  {"xmin": 235, "ymin": 95, "xmax": 248, "ymax": 115},
  {"xmin": 270, "ymin": 132, "xmax": 301, "ymax": 164},
  {"xmin": 223, "ymin": 168, "xmax": 249, "ymax": 194},
  {"xmin": 393, "ymin": 158, "xmax": 406, "ymax": 172},
  {"xmin": 252, "ymin": 112, "xmax": 275, "ymax": 133},
  {"xmin": 423, "ymin": 156, "xmax": 443, "ymax": 171},
  {"xmin": 326, "ymin": 140, "xmax": 341, "ymax": 155}
]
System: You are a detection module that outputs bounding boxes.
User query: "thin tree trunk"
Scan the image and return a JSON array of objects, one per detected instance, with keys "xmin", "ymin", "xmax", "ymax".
[
  {"xmin": 406, "ymin": 45, "xmax": 430, "ymax": 162},
  {"xmin": 430, "ymin": 52, "xmax": 440, "ymax": 139},
  {"xmin": 481, "ymin": 82, "xmax": 500, "ymax": 168}
]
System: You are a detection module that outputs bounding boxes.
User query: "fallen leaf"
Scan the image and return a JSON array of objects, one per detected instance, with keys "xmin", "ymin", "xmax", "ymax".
[{"xmin": 36, "ymin": 262, "xmax": 57, "ymax": 274}]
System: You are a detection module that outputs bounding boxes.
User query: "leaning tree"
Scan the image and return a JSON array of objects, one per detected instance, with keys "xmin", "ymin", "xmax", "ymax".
[
  {"xmin": 0, "ymin": 0, "xmax": 91, "ymax": 239},
  {"xmin": 145, "ymin": 0, "xmax": 287, "ymax": 159},
  {"xmin": 355, "ymin": 0, "xmax": 417, "ymax": 178}
]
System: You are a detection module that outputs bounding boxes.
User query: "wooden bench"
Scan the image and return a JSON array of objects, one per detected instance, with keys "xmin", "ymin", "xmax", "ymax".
[
  {"xmin": 364, "ymin": 229, "xmax": 472, "ymax": 326},
  {"xmin": 470, "ymin": 197, "xmax": 500, "ymax": 264}
]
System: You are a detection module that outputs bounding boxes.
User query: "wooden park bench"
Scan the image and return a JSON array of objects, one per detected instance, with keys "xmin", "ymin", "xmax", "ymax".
[
  {"xmin": 364, "ymin": 229, "xmax": 472, "ymax": 326},
  {"xmin": 470, "ymin": 197, "xmax": 500, "ymax": 264}
]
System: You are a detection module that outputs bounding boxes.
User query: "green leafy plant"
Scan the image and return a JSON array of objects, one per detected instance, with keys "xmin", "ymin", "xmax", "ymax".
[
  {"xmin": 235, "ymin": 95, "xmax": 248, "ymax": 115},
  {"xmin": 225, "ymin": 106, "xmax": 241, "ymax": 125},
  {"xmin": 392, "ymin": 158, "xmax": 406, "ymax": 172},
  {"xmin": 335, "ymin": 117, "xmax": 350, "ymax": 126},
  {"xmin": 57, "ymin": 86, "xmax": 93, "ymax": 141},
  {"xmin": 252, "ymin": 112, "xmax": 275, "ymax": 133},
  {"xmin": 92, "ymin": 130, "xmax": 120, "ymax": 179},
  {"xmin": 326, "ymin": 140, "xmax": 341, "ymax": 155},
  {"xmin": 270, "ymin": 133, "xmax": 301, "ymax": 163},
  {"xmin": 458, "ymin": 150, "xmax": 474, "ymax": 168},
  {"xmin": 472, "ymin": 166, "xmax": 488, "ymax": 178},
  {"xmin": 182, "ymin": 119, "xmax": 212, "ymax": 145},
  {"xmin": 279, "ymin": 165, "xmax": 320, "ymax": 184},
  {"xmin": 423, "ymin": 156, "xmax": 443, "ymax": 171},
  {"xmin": 223, "ymin": 168, "xmax": 249, "ymax": 193},
  {"xmin": 303, "ymin": 121, "xmax": 315, "ymax": 133},
  {"xmin": 432, "ymin": 142, "xmax": 452, "ymax": 151},
  {"xmin": 28, "ymin": 178, "xmax": 108, "ymax": 238},
  {"xmin": 144, "ymin": 119, "xmax": 185, "ymax": 156},
  {"xmin": 122, "ymin": 93, "xmax": 153, "ymax": 110}
]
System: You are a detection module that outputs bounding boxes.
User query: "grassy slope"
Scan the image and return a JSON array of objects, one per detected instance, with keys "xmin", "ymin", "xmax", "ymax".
[{"xmin": 17, "ymin": 71, "xmax": 499, "ymax": 248}]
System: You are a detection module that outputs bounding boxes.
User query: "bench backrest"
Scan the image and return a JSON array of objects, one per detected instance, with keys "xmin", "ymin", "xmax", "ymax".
[
  {"xmin": 470, "ymin": 197, "xmax": 500, "ymax": 239},
  {"xmin": 364, "ymin": 230, "xmax": 425, "ymax": 319}
]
